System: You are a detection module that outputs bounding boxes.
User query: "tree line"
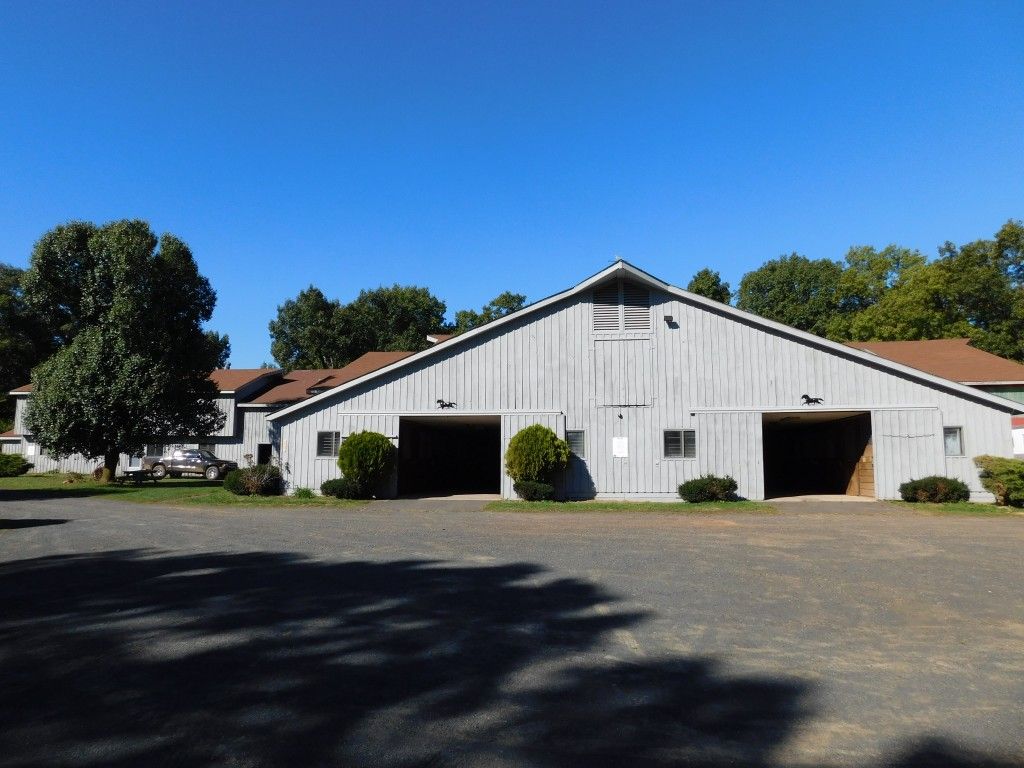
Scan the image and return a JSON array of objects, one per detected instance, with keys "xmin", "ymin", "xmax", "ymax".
[
  {"xmin": 1, "ymin": 217, "xmax": 1020, "ymax": 475},
  {"xmin": 268, "ymin": 287, "xmax": 525, "ymax": 370},
  {"xmin": 686, "ymin": 219, "xmax": 1024, "ymax": 362}
]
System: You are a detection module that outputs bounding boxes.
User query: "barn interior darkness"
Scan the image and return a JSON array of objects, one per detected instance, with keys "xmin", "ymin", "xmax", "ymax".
[
  {"xmin": 762, "ymin": 412, "xmax": 874, "ymax": 498},
  {"xmin": 397, "ymin": 417, "xmax": 501, "ymax": 496}
]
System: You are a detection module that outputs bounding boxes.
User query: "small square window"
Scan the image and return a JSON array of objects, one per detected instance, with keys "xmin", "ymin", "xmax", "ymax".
[
  {"xmin": 317, "ymin": 431, "xmax": 341, "ymax": 457},
  {"xmin": 664, "ymin": 429, "xmax": 696, "ymax": 459},
  {"xmin": 566, "ymin": 430, "xmax": 585, "ymax": 458},
  {"xmin": 943, "ymin": 426, "xmax": 964, "ymax": 456}
]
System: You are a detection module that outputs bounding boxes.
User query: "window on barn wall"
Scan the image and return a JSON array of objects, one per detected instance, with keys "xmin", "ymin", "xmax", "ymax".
[
  {"xmin": 592, "ymin": 280, "xmax": 650, "ymax": 332},
  {"xmin": 943, "ymin": 426, "xmax": 964, "ymax": 456},
  {"xmin": 566, "ymin": 430, "xmax": 586, "ymax": 458},
  {"xmin": 664, "ymin": 429, "xmax": 696, "ymax": 459},
  {"xmin": 316, "ymin": 431, "xmax": 341, "ymax": 457}
]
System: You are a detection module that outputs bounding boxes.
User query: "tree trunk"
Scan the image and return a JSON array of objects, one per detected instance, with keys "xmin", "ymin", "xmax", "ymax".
[{"xmin": 99, "ymin": 450, "xmax": 120, "ymax": 484}]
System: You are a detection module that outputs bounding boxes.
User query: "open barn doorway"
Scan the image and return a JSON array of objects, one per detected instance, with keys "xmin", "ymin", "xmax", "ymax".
[
  {"xmin": 397, "ymin": 416, "xmax": 501, "ymax": 497},
  {"xmin": 762, "ymin": 411, "xmax": 874, "ymax": 498}
]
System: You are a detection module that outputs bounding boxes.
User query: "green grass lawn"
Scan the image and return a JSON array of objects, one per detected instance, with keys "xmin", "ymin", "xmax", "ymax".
[
  {"xmin": 894, "ymin": 500, "xmax": 1024, "ymax": 517},
  {"xmin": 0, "ymin": 474, "xmax": 365, "ymax": 508},
  {"xmin": 485, "ymin": 499, "xmax": 772, "ymax": 513}
]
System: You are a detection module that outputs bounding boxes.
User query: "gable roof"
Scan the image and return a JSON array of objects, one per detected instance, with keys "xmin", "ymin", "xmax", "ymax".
[
  {"xmin": 845, "ymin": 339, "xmax": 1024, "ymax": 385},
  {"xmin": 10, "ymin": 368, "xmax": 279, "ymax": 397},
  {"xmin": 260, "ymin": 259, "xmax": 1024, "ymax": 421},
  {"xmin": 245, "ymin": 352, "xmax": 414, "ymax": 406}
]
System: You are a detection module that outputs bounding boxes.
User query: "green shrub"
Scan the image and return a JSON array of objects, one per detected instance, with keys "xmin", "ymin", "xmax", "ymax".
[
  {"xmin": 973, "ymin": 455, "xmax": 1024, "ymax": 506},
  {"xmin": 337, "ymin": 431, "xmax": 395, "ymax": 498},
  {"xmin": 223, "ymin": 465, "xmax": 282, "ymax": 496},
  {"xmin": 223, "ymin": 469, "xmax": 245, "ymax": 495},
  {"xmin": 321, "ymin": 477, "xmax": 362, "ymax": 499},
  {"xmin": 513, "ymin": 480, "xmax": 555, "ymax": 501},
  {"xmin": 0, "ymin": 454, "xmax": 33, "ymax": 477},
  {"xmin": 898, "ymin": 476, "xmax": 970, "ymax": 503},
  {"xmin": 678, "ymin": 474, "xmax": 739, "ymax": 503},
  {"xmin": 505, "ymin": 425, "xmax": 570, "ymax": 484},
  {"xmin": 292, "ymin": 487, "xmax": 315, "ymax": 499}
]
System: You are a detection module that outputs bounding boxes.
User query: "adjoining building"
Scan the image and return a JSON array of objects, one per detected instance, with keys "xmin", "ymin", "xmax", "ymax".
[
  {"xmin": 264, "ymin": 260, "xmax": 1021, "ymax": 501},
  {"xmin": 2, "ymin": 369, "xmax": 280, "ymax": 473},
  {"xmin": 1, "ymin": 353, "xmax": 412, "ymax": 472}
]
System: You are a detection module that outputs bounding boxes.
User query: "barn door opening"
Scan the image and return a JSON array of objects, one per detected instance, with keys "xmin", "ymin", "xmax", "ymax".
[
  {"xmin": 397, "ymin": 416, "xmax": 501, "ymax": 497},
  {"xmin": 762, "ymin": 412, "xmax": 874, "ymax": 498}
]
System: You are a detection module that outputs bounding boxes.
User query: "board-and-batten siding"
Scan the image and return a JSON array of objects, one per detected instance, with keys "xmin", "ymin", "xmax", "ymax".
[
  {"xmin": 280, "ymin": 413, "xmax": 398, "ymax": 494},
  {"xmin": 872, "ymin": 409, "xmax": 945, "ymax": 500},
  {"xmin": 275, "ymin": 280, "xmax": 1016, "ymax": 500}
]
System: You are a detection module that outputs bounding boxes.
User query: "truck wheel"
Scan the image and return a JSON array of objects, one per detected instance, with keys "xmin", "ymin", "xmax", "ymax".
[
  {"xmin": 151, "ymin": 463, "xmax": 167, "ymax": 480},
  {"xmin": 205, "ymin": 465, "xmax": 221, "ymax": 481}
]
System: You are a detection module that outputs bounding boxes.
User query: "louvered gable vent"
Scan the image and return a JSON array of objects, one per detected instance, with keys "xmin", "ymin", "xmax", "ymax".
[
  {"xmin": 592, "ymin": 285, "xmax": 620, "ymax": 331},
  {"xmin": 592, "ymin": 280, "xmax": 650, "ymax": 332},
  {"xmin": 622, "ymin": 281, "xmax": 650, "ymax": 330}
]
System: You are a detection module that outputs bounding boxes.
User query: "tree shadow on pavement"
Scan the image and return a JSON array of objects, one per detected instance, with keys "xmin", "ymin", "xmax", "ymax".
[
  {"xmin": 0, "ymin": 550, "xmax": 1018, "ymax": 768},
  {"xmin": 0, "ymin": 518, "xmax": 67, "ymax": 529}
]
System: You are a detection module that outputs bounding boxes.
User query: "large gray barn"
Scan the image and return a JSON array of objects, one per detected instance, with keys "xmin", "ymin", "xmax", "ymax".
[{"xmin": 267, "ymin": 260, "xmax": 1021, "ymax": 501}]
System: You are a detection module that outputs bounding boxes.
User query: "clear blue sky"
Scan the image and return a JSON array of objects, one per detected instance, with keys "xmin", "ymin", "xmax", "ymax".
[{"xmin": 2, "ymin": 1, "xmax": 1022, "ymax": 366}]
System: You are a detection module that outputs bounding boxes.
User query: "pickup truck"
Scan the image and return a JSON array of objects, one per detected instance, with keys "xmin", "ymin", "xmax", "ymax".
[{"xmin": 142, "ymin": 449, "xmax": 238, "ymax": 480}]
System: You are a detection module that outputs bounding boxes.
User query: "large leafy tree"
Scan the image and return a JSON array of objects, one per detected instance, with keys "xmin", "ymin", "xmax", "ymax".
[
  {"xmin": 269, "ymin": 284, "xmax": 448, "ymax": 369},
  {"xmin": 453, "ymin": 291, "xmax": 527, "ymax": 333},
  {"xmin": 347, "ymin": 285, "xmax": 448, "ymax": 352},
  {"xmin": 825, "ymin": 245, "xmax": 926, "ymax": 339},
  {"xmin": 843, "ymin": 220, "xmax": 1024, "ymax": 360},
  {"xmin": 685, "ymin": 268, "xmax": 731, "ymax": 304},
  {"xmin": 736, "ymin": 253, "xmax": 843, "ymax": 336},
  {"xmin": 0, "ymin": 264, "xmax": 53, "ymax": 430},
  {"xmin": 23, "ymin": 220, "xmax": 229, "ymax": 480},
  {"xmin": 268, "ymin": 287, "xmax": 351, "ymax": 369}
]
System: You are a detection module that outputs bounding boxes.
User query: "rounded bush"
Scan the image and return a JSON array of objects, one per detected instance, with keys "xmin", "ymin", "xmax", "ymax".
[
  {"xmin": 0, "ymin": 454, "xmax": 33, "ymax": 477},
  {"xmin": 292, "ymin": 487, "xmax": 315, "ymax": 499},
  {"xmin": 505, "ymin": 425, "xmax": 570, "ymax": 483},
  {"xmin": 899, "ymin": 476, "xmax": 970, "ymax": 503},
  {"xmin": 513, "ymin": 480, "xmax": 555, "ymax": 501},
  {"xmin": 974, "ymin": 455, "xmax": 1024, "ymax": 506},
  {"xmin": 678, "ymin": 474, "xmax": 739, "ymax": 503},
  {"xmin": 223, "ymin": 468, "xmax": 245, "ymax": 495},
  {"xmin": 337, "ymin": 431, "xmax": 395, "ymax": 497},
  {"xmin": 320, "ymin": 477, "xmax": 362, "ymax": 499}
]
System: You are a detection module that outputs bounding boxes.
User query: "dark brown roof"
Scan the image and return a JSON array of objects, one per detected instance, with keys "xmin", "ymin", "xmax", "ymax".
[
  {"xmin": 208, "ymin": 368, "xmax": 279, "ymax": 392},
  {"xmin": 11, "ymin": 368, "xmax": 278, "ymax": 396},
  {"xmin": 846, "ymin": 339, "xmax": 1024, "ymax": 384},
  {"xmin": 246, "ymin": 351, "xmax": 414, "ymax": 405},
  {"xmin": 0, "ymin": 429, "xmax": 19, "ymax": 439}
]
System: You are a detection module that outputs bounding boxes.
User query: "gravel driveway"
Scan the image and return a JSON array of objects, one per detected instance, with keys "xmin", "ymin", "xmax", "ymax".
[{"xmin": 1, "ymin": 496, "xmax": 1022, "ymax": 767}]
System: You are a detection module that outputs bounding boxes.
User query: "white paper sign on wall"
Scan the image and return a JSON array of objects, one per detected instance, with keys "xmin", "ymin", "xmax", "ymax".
[{"xmin": 612, "ymin": 436, "xmax": 628, "ymax": 458}]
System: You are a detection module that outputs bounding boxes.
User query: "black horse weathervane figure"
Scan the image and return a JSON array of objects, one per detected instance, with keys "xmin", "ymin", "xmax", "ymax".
[
  {"xmin": 801, "ymin": 394, "xmax": 824, "ymax": 405},
  {"xmin": 436, "ymin": 399, "xmax": 456, "ymax": 409}
]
